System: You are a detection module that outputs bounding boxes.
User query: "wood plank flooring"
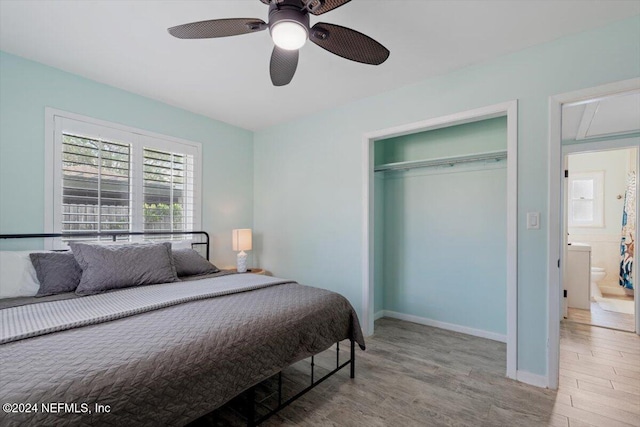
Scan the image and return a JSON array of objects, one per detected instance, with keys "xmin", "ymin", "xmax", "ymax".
[
  {"xmin": 567, "ymin": 296, "xmax": 635, "ymax": 332},
  {"xmin": 192, "ymin": 318, "xmax": 640, "ymax": 426}
]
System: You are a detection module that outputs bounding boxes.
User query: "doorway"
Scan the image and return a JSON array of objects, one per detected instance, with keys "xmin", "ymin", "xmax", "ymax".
[
  {"xmin": 548, "ymin": 78, "xmax": 640, "ymax": 389},
  {"xmin": 563, "ymin": 147, "xmax": 637, "ymax": 332}
]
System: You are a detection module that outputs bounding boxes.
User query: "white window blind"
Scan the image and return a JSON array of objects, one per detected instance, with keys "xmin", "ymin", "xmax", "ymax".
[
  {"xmin": 142, "ymin": 148, "xmax": 195, "ymax": 233},
  {"xmin": 62, "ymin": 134, "xmax": 131, "ymax": 233},
  {"xmin": 46, "ymin": 110, "xmax": 202, "ymax": 246}
]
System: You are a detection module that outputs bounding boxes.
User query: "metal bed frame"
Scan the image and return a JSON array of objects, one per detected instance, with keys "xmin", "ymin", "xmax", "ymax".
[
  {"xmin": 0, "ymin": 230, "xmax": 211, "ymax": 260},
  {"xmin": 0, "ymin": 230, "xmax": 356, "ymax": 426},
  {"xmin": 247, "ymin": 339, "xmax": 355, "ymax": 426}
]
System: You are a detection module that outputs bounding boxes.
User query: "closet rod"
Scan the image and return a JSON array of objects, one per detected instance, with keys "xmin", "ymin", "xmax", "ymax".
[{"xmin": 374, "ymin": 150, "xmax": 507, "ymax": 173}]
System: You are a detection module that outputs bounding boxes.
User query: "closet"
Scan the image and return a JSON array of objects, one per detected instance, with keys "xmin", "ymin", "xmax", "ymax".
[{"xmin": 373, "ymin": 117, "xmax": 508, "ymax": 337}]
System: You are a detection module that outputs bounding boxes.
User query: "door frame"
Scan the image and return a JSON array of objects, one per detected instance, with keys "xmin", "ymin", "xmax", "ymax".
[
  {"xmin": 361, "ymin": 100, "xmax": 518, "ymax": 380},
  {"xmin": 547, "ymin": 77, "xmax": 640, "ymax": 390}
]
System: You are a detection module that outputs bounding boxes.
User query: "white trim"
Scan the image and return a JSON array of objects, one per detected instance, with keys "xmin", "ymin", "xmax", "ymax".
[
  {"xmin": 45, "ymin": 108, "xmax": 203, "ymax": 149},
  {"xmin": 516, "ymin": 370, "xmax": 548, "ymax": 388},
  {"xmin": 563, "ymin": 136, "xmax": 640, "ymax": 154},
  {"xmin": 362, "ymin": 100, "xmax": 518, "ymax": 379},
  {"xmin": 362, "ymin": 127, "xmax": 375, "ymax": 337},
  {"xmin": 547, "ymin": 97, "xmax": 563, "ymax": 391},
  {"xmin": 44, "ymin": 107, "xmax": 203, "ymax": 242},
  {"xmin": 374, "ymin": 310, "xmax": 385, "ymax": 321},
  {"xmin": 381, "ymin": 310, "xmax": 507, "ymax": 343},
  {"xmin": 43, "ymin": 113, "xmax": 54, "ymax": 235},
  {"xmin": 547, "ymin": 77, "xmax": 640, "ymax": 391},
  {"xmin": 506, "ymin": 100, "xmax": 518, "ymax": 381}
]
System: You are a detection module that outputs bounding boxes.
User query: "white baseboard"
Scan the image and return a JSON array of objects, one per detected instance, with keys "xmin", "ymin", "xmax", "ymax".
[
  {"xmin": 516, "ymin": 370, "xmax": 548, "ymax": 388},
  {"xmin": 374, "ymin": 310, "xmax": 385, "ymax": 320},
  {"xmin": 380, "ymin": 310, "xmax": 507, "ymax": 343}
]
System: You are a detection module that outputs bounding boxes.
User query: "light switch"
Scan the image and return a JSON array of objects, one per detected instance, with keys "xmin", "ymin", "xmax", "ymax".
[{"xmin": 527, "ymin": 212, "xmax": 540, "ymax": 230}]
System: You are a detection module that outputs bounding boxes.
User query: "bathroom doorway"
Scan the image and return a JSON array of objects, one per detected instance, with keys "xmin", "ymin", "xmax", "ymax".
[{"xmin": 561, "ymin": 92, "xmax": 639, "ymax": 333}]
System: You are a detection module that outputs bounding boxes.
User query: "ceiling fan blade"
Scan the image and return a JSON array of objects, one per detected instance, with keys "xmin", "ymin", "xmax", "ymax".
[
  {"xmin": 306, "ymin": 0, "xmax": 352, "ymax": 15},
  {"xmin": 168, "ymin": 18, "xmax": 266, "ymax": 39},
  {"xmin": 310, "ymin": 22, "xmax": 389, "ymax": 65},
  {"xmin": 270, "ymin": 46, "xmax": 299, "ymax": 86}
]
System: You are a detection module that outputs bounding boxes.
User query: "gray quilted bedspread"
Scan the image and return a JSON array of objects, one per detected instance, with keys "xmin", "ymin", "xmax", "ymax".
[{"xmin": 0, "ymin": 274, "xmax": 365, "ymax": 426}]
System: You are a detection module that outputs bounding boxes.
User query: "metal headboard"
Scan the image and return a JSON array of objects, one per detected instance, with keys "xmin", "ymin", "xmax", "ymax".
[{"xmin": 0, "ymin": 231, "xmax": 211, "ymax": 260}]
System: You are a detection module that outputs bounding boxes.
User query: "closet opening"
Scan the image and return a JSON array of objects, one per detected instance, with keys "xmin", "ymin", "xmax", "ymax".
[{"xmin": 363, "ymin": 101, "xmax": 518, "ymax": 381}]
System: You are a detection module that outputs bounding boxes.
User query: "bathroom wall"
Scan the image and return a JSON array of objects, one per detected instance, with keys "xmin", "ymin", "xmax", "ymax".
[{"xmin": 568, "ymin": 147, "xmax": 637, "ymax": 292}]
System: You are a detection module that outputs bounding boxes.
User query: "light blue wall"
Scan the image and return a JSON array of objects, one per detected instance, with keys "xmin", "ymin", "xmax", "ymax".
[
  {"xmin": 376, "ymin": 118, "xmax": 507, "ymax": 335},
  {"xmin": 382, "ymin": 164, "xmax": 507, "ymax": 334},
  {"xmin": 253, "ymin": 16, "xmax": 640, "ymax": 376},
  {"xmin": 375, "ymin": 116, "xmax": 507, "ymax": 165},
  {"xmin": 0, "ymin": 52, "xmax": 253, "ymax": 266}
]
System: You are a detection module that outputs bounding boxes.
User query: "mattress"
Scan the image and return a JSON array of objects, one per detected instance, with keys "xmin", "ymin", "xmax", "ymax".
[{"xmin": 0, "ymin": 273, "xmax": 365, "ymax": 426}]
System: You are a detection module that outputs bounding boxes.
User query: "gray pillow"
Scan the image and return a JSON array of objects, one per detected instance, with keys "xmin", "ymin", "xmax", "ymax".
[
  {"xmin": 29, "ymin": 252, "xmax": 83, "ymax": 297},
  {"xmin": 173, "ymin": 248, "xmax": 219, "ymax": 277},
  {"xmin": 70, "ymin": 242, "xmax": 179, "ymax": 296}
]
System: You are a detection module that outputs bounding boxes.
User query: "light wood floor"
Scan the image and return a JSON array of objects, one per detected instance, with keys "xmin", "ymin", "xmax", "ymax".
[
  {"xmin": 567, "ymin": 294, "xmax": 635, "ymax": 332},
  {"xmin": 193, "ymin": 318, "xmax": 640, "ymax": 426}
]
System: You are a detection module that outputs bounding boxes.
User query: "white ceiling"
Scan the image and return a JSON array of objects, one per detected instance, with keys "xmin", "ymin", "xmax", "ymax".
[
  {"xmin": 563, "ymin": 92, "xmax": 640, "ymax": 140},
  {"xmin": 1, "ymin": 1, "xmax": 639, "ymax": 131}
]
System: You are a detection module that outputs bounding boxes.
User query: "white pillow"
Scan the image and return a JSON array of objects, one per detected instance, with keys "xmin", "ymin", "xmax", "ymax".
[
  {"xmin": 0, "ymin": 251, "xmax": 42, "ymax": 298},
  {"xmin": 170, "ymin": 239, "xmax": 195, "ymax": 250},
  {"xmin": 63, "ymin": 239, "xmax": 195, "ymax": 250}
]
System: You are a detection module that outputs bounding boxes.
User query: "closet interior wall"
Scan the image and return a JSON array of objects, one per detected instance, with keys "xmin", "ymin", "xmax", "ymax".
[{"xmin": 373, "ymin": 117, "xmax": 509, "ymax": 339}]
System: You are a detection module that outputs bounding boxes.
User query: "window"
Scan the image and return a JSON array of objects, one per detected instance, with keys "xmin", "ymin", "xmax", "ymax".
[
  {"xmin": 62, "ymin": 134, "xmax": 132, "ymax": 233},
  {"xmin": 45, "ymin": 110, "xmax": 201, "ymax": 245},
  {"xmin": 143, "ymin": 148, "xmax": 194, "ymax": 232},
  {"xmin": 568, "ymin": 171, "xmax": 604, "ymax": 227}
]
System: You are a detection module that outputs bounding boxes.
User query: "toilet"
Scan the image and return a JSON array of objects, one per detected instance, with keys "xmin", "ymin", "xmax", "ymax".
[{"xmin": 590, "ymin": 267, "xmax": 605, "ymax": 300}]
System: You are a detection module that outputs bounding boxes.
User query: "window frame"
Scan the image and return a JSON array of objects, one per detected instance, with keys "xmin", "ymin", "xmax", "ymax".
[
  {"xmin": 45, "ymin": 108, "xmax": 202, "ymax": 248},
  {"xmin": 567, "ymin": 171, "xmax": 604, "ymax": 228}
]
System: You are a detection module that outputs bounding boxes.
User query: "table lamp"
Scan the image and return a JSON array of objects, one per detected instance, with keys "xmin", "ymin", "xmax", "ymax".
[{"xmin": 232, "ymin": 229, "xmax": 252, "ymax": 273}]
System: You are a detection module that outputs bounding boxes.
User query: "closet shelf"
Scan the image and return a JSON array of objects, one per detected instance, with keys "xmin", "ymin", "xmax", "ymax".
[{"xmin": 374, "ymin": 149, "xmax": 507, "ymax": 173}]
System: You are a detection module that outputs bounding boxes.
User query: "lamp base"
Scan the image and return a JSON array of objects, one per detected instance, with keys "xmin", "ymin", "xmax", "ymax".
[{"xmin": 236, "ymin": 250, "xmax": 248, "ymax": 273}]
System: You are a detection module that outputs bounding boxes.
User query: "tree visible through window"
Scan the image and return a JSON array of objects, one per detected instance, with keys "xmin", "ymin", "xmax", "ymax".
[
  {"xmin": 143, "ymin": 148, "xmax": 191, "ymax": 232},
  {"xmin": 62, "ymin": 134, "xmax": 131, "ymax": 233}
]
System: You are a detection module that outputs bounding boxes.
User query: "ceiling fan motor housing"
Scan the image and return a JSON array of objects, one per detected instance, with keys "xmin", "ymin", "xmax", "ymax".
[{"xmin": 268, "ymin": 1, "xmax": 311, "ymax": 35}]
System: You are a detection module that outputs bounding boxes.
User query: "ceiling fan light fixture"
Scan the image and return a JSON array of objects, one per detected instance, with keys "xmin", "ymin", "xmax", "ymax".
[{"xmin": 271, "ymin": 21, "xmax": 308, "ymax": 50}]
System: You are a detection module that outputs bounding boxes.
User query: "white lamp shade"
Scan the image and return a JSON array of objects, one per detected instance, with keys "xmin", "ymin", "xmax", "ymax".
[{"xmin": 232, "ymin": 229, "xmax": 252, "ymax": 252}]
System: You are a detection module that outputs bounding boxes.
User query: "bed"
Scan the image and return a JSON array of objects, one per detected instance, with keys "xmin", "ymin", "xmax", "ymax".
[{"xmin": 0, "ymin": 231, "xmax": 365, "ymax": 426}]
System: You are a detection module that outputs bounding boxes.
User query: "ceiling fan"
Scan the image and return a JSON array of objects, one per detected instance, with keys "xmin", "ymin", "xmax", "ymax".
[{"xmin": 168, "ymin": 0, "xmax": 390, "ymax": 86}]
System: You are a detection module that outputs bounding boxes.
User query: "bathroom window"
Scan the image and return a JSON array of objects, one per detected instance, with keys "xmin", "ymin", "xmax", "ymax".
[{"xmin": 568, "ymin": 171, "xmax": 604, "ymax": 227}]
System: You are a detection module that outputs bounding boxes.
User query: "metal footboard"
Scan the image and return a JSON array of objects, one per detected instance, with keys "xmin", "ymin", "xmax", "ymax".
[{"xmin": 247, "ymin": 338, "xmax": 356, "ymax": 426}]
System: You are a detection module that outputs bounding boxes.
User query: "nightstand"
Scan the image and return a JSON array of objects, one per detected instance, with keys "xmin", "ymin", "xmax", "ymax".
[{"xmin": 227, "ymin": 268, "xmax": 267, "ymax": 276}]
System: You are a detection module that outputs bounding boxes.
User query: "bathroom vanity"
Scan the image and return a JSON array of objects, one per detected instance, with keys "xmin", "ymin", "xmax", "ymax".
[{"xmin": 566, "ymin": 243, "xmax": 592, "ymax": 310}]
